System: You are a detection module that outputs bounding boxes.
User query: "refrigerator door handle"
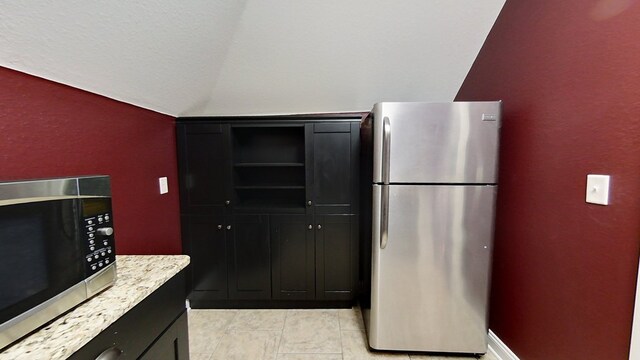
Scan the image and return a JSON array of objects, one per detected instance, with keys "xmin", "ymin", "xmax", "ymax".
[
  {"xmin": 380, "ymin": 185, "xmax": 389, "ymax": 249},
  {"xmin": 382, "ymin": 116, "xmax": 391, "ymax": 184}
]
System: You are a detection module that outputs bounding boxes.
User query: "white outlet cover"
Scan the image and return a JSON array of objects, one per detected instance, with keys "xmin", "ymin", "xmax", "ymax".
[
  {"xmin": 159, "ymin": 177, "xmax": 169, "ymax": 195},
  {"xmin": 586, "ymin": 174, "xmax": 610, "ymax": 205}
]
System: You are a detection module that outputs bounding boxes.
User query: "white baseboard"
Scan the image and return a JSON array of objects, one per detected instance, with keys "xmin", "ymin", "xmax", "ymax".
[{"xmin": 488, "ymin": 329, "xmax": 519, "ymax": 360}]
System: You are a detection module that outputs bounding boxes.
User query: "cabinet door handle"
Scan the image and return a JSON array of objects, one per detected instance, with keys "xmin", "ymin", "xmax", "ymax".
[
  {"xmin": 307, "ymin": 200, "xmax": 312, "ymax": 206},
  {"xmin": 308, "ymin": 224, "xmax": 313, "ymax": 230},
  {"xmin": 226, "ymin": 225, "xmax": 232, "ymax": 230},
  {"xmin": 317, "ymin": 224, "xmax": 322, "ymax": 230},
  {"xmin": 225, "ymin": 200, "xmax": 231, "ymax": 206},
  {"xmin": 217, "ymin": 224, "xmax": 222, "ymax": 230},
  {"xmin": 95, "ymin": 346, "xmax": 122, "ymax": 360}
]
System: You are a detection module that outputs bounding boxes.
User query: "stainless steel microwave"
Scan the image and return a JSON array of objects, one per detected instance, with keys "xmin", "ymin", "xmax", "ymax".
[{"xmin": 0, "ymin": 176, "xmax": 117, "ymax": 350}]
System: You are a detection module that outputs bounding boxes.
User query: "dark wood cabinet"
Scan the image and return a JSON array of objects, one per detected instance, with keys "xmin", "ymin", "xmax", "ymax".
[
  {"xmin": 270, "ymin": 214, "xmax": 358, "ymax": 302},
  {"xmin": 271, "ymin": 214, "xmax": 315, "ymax": 300},
  {"xmin": 176, "ymin": 123, "xmax": 232, "ymax": 215},
  {"xmin": 315, "ymin": 214, "xmax": 358, "ymax": 300},
  {"xmin": 182, "ymin": 215, "xmax": 228, "ymax": 300},
  {"xmin": 69, "ymin": 271, "xmax": 189, "ymax": 360},
  {"xmin": 139, "ymin": 312, "xmax": 190, "ymax": 360},
  {"xmin": 228, "ymin": 215, "xmax": 271, "ymax": 299},
  {"xmin": 177, "ymin": 116, "xmax": 361, "ymax": 307},
  {"xmin": 308, "ymin": 123, "xmax": 360, "ymax": 215},
  {"xmin": 183, "ymin": 214, "xmax": 271, "ymax": 301}
]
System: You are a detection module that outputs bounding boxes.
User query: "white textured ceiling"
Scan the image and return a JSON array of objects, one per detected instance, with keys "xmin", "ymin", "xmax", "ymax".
[{"xmin": 0, "ymin": 0, "xmax": 505, "ymax": 116}]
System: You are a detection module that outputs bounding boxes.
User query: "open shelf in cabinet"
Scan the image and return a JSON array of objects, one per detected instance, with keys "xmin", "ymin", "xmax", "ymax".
[
  {"xmin": 232, "ymin": 126, "xmax": 306, "ymax": 211},
  {"xmin": 232, "ymin": 126, "xmax": 305, "ymax": 164},
  {"xmin": 234, "ymin": 188, "xmax": 306, "ymax": 211}
]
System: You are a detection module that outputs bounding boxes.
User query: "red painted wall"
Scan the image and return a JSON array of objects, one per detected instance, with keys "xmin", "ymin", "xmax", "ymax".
[
  {"xmin": 456, "ymin": 1, "xmax": 640, "ymax": 359},
  {"xmin": 0, "ymin": 67, "xmax": 182, "ymax": 255}
]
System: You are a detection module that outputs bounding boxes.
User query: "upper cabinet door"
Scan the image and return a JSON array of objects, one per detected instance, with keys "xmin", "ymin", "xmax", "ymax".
[
  {"xmin": 177, "ymin": 123, "xmax": 232, "ymax": 214},
  {"xmin": 371, "ymin": 102, "xmax": 501, "ymax": 184},
  {"xmin": 308, "ymin": 122, "xmax": 359, "ymax": 215}
]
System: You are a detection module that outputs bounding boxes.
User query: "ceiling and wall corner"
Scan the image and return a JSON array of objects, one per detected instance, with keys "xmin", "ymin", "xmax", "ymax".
[
  {"xmin": 0, "ymin": 0, "xmax": 505, "ymax": 116},
  {"xmin": 0, "ymin": 0, "xmax": 247, "ymax": 116}
]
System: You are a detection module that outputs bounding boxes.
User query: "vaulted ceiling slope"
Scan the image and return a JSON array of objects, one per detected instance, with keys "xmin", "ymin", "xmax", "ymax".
[{"xmin": 0, "ymin": 1, "xmax": 505, "ymax": 116}]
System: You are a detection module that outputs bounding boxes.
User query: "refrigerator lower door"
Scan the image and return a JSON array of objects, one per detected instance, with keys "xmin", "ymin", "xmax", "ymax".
[{"xmin": 368, "ymin": 184, "xmax": 497, "ymax": 353}]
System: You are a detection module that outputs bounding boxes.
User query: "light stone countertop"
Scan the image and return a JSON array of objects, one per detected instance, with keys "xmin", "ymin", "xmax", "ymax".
[{"xmin": 0, "ymin": 255, "xmax": 190, "ymax": 360}]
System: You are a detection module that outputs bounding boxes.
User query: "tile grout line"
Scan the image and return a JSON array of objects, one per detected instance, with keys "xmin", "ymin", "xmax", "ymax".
[
  {"xmin": 339, "ymin": 309, "xmax": 346, "ymax": 360},
  {"xmin": 276, "ymin": 309, "xmax": 292, "ymax": 355},
  {"xmin": 211, "ymin": 310, "xmax": 238, "ymax": 358}
]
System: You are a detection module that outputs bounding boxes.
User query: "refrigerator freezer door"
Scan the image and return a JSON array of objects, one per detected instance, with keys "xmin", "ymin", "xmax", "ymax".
[
  {"xmin": 369, "ymin": 184, "xmax": 497, "ymax": 353},
  {"xmin": 372, "ymin": 102, "xmax": 501, "ymax": 184}
]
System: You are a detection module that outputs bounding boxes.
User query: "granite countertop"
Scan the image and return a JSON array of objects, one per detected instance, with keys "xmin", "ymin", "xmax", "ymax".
[{"xmin": 0, "ymin": 255, "xmax": 190, "ymax": 360}]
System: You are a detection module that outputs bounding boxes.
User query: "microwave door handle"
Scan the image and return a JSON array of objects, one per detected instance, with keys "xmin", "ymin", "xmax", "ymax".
[
  {"xmin": 95, "ymin": 346, "xmax": 122, "ymax": 360},
  {"xmin": 382, "ymin": 116, "xmax": 391, "ymax": 184}
]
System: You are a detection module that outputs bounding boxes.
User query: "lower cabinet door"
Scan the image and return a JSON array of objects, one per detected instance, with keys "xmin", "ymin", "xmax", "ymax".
[
  {"xmin": 183, "ymin": 215, "xmax": 228, "ymax": 300},
  {"xmin": 227, "ymin": 215, "xmax": 271, "ymax": 299},
  {"xmin": 271, "ymin": 215, "xmax": 315, "ymax": 300},
  {"xmin": 315, "ymin": 215, "xmax": 357, "ymax": 300},
  {"xmin": 139, "ymin": 311, "xmax": 190, "ymax": 360}
]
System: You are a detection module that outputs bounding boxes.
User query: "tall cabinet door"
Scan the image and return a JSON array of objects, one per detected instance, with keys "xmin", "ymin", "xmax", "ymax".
[
  {"xmin": 227, "ymin": 215, "xmax": 271, "ymax": 300},
  {"xmin": 315, "ymin": 214, "xmax": 357, "ymax": 300},
  {"xmin": 308, "ymin": 122, "xmax": 359, "ymax": 214},
  {"xmin": 271, "ymin": 215, "xmax": 315, "ymax": 300},
  {"xmin": 182, "ymin": 215, "xmax": 228, "ymax": 300},
  {"xmin": 177, "ymin": 123, "xmax": 233, "ymax": 214}
]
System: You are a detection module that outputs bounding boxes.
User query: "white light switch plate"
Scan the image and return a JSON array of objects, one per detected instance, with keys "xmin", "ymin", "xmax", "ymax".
[
  {"xmin": 159, "ymin": 177, "xmax": 168, "ymax": 194},
  {"xmin": 586, "ymin": 174, "xmax": 610, "ymax": 205}
]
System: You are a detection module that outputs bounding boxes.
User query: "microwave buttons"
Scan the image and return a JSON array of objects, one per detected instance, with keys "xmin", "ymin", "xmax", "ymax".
[
  {"xmin": 107, "ymin": 249, "xmax": 112, "ymax": 254},
  {"xmin": 91, "ymin": 265, "xmax": 97, "ymax": 270},
  {"xmin": 103, "ymin": 241, "xmax": 108, "ymax": 246},
  {"xmin": 88, "ymin": 227, "xmax": 94, "ymax": 231},
  {"xmin": 97, "ymin": 227, "xmax": 113, "ymax": 236},
  {"xmin": 101, "ymin": 252, "xmax": 106, "ymax": 257},
  {"xmin": 89, "ymin": 233, "xmax": 94, "ymax": 238},
  {"xmin": 98, "ymin": 262, "xmax": 103, "ymax": 267},
  {"xmin": 94, "ymin": 255, "xmax": 99, "ymax": 259},
  {"xmin": 105, "ymin": 259, "xmax": 110, "ymax": 264},
  {"xmin": 90, "ymin": 246, "xmax": 95, "ymax": 251},
  {"xmin": 86, "ymin": 257, "xmax": 92, "ymax": 262},
  {"xmin": 105, "ymin": 215, "xmax": 110, "ymax": 221}
]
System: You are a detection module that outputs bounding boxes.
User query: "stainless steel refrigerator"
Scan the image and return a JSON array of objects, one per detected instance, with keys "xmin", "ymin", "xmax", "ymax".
[{"xmin": 361, "ymin": 101, "xmax": 501, "ymax": 354}]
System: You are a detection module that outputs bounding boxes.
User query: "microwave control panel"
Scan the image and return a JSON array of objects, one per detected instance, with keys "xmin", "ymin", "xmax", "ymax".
[{"xmin": 82, "ymin": 207, "xmax": 116, "ymax": 275}]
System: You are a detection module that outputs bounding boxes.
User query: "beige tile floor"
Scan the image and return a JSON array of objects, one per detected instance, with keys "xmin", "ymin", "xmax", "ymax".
[{"xmin": 188, "ymin": 308, "xmax": 498, "ymax": 360}]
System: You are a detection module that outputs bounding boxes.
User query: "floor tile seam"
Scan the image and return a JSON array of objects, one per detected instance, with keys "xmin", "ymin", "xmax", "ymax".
[
  {"xmin": 221, "ymin": 310, "xmax": 240, "ymax": 334},
  {"xmin": 224, "ymin": 329, "xmax": 283, "ymax": 333},
  {"xmin": 274, "ymin": 352, "xmax": 343, "ymax": 355},
  {"xmin": 276, "ymin": 310, "xmax": 292, "ymax": 354},
  {"xmin": 277, "ymin": 350, "xmax": 346, "ymax": 355},
  {"xmin": 339, "ymin": 329, "xmax": 351, "ymax": 359},
  {"xmin": 210, "ymin": 326, "xmax": 232, "ymax": 355}
]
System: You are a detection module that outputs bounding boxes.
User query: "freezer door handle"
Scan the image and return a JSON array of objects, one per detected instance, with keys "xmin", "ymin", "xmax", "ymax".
[
  {"xmin": 382, "ymin": 116, "xmax": 391, "ymax": 184},
  {"xmin": 380, "ymin": 185, "xmax": 389, "ymax": 249}
]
